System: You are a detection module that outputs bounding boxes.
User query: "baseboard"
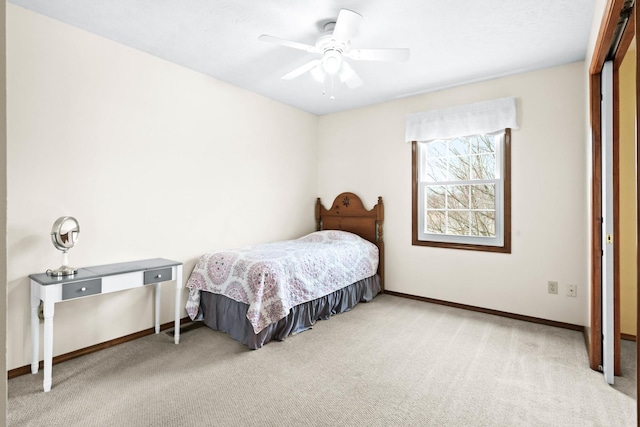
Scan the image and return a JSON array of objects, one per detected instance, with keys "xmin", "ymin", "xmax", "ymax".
[
  {"xmin": 621, "ymin": 333, "xmax": 637, "ymax": 342},
  {"xmin": 384, "ymin": 291, "xmax": 583, "ymax": 332},
  {"xmin": 8, "ymin": 317, "xmax": 192, "ymax": 380}
]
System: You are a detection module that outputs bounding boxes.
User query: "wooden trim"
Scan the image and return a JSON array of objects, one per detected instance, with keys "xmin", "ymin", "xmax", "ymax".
[
  {"xmin": 589, "ymin": 71, "xmax": 603, "ymax": 371},
  {"xmin": 385, "ymin": 291, "xmax": 583, "ymax": 332},
  {"xmin": 411, "ymin": 129, "xmax": 511, "ymax": 254},
  {"xmin": 503, "ymin": 129, "xmax": 512, "ymax": 253},
  {"xmin": 590, "ymin": 0, "xmax": 626, "ymax": 74},
  {"xmin": 621, "ymin": 333, "xmax": 636, "ymax": 341},
  {"xmin": 8, "ymin": 317, "xmax": 191, "ymax": 380},
  {"xmin": 377, "ymin": 196, "xmax": 385, "ymax": 293}
]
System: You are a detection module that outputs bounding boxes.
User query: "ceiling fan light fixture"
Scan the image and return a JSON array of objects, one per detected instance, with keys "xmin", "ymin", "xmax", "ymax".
[{"xmin": 322, "ymin": 49, "xmax": 342, "ymax": 75}]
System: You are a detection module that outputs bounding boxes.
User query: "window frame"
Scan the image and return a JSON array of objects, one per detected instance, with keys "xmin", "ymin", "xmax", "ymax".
[{"xmin": 412, "ymin": 128, "xmax": 511, "ymax": 253}]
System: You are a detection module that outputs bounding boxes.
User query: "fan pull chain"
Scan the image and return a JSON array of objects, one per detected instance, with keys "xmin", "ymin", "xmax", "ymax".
[
  {"xmin": 319, "ymin": 72, "xmax": 336, "ymax": 100},
  {"xmin": 330, "ymin": 74, "xmax": 335, "ymax": 100}
]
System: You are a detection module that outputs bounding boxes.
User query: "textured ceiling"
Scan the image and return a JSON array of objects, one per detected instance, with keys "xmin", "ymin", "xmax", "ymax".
[{"xmin": 10, "ymin": 0, "xmax": 596, "ymax": 116}]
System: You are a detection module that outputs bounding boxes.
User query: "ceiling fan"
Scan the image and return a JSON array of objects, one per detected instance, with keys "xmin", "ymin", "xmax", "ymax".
[{"xmin": 259, "ymin": 9, "xmax": 410, "ymax": 95}]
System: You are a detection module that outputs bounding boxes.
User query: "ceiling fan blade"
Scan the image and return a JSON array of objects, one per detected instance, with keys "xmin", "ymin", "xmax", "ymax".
[
  {"xmin": 339, "ymin": 62, "xmax": 364, "ymax": 89},
  {"xmin": 259, "ymin": 34, "xmax": 319, "ymax": 53},
  {"xmin": 347, "ymin": 48, "xmax": 410, "ymax": 62},
  {"xmin": 332, "ymin": 9, "xmax": 362, "ymax": 44},
  {"xmin": 281, "ymin": 59, "xmax": 322, "ymax": 80}
]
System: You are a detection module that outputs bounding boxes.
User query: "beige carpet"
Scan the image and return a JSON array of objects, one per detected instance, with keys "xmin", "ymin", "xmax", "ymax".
[{"xmin": 8, "ymin": 294, "xmax": 637, "ymax": 426}]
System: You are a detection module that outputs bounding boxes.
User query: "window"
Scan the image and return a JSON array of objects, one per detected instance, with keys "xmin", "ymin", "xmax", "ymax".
[
  {"xmin": 406, "ymin": 97, "xmax": 517, "ymax": 252},
  {"xmin": 412, "ymin": 130, "xmax": 511, "ymax": 252}
]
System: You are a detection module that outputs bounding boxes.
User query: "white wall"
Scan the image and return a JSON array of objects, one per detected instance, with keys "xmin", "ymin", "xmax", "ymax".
[
  {"xmin": 318, "ymin": 62, "xmax": 588, "ymax": 325},
  {"xmin": 6, "ymin": 5, "xmax": 318, "ymax": 370}
]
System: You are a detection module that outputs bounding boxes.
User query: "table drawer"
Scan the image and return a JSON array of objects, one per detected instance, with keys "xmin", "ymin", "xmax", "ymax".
[
  {"xmin": 144, "ymin": 268, "xmax": 173, "ymax": 284},
  {"xmin": 62, "ymin": 279, "xmax": 102, "ymax": 300}
]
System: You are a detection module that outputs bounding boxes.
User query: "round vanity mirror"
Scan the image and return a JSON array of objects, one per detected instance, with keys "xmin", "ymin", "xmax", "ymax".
[
  {"xmin": 51, "ymin": 216, "xmax": 80, "ymax": 250},
  {"xmin": 47, "ymin": 216, "xmax": 80, "ymax": 276}
]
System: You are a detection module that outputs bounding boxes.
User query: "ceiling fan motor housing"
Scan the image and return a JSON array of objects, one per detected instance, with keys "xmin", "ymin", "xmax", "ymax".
[{"xmin": 316, "ymin": 30, "xmax": 350, "ymax": 75}]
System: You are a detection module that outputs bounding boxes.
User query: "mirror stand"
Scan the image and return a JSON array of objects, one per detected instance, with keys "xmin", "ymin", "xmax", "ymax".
[{"xmin": 48, "ymin": 250, "xmax": 78, "ymax": 277}]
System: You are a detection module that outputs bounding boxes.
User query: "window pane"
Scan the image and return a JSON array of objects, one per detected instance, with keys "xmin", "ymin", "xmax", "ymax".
[
  {"xmin": 470, "ymin": 184, "xmax": 495, "ymax": 209},
  {"xmin": 426, "ymin": 210, "xmax": 446, "ymax": 234},
  {"xmin": 427, "ymin": 140, "xmax": 447, "ymax": 158},
  {"xmin": 447, "ymin": 185, "xmax": 469, "ymax": 209},
  {"xmin": 426, "ymin": 156, "xmax": 448, "ymax": 182},
  {"xmin": 472, "ymin": 134, "xmax": 496, "ymax": 154},
  {"xmin": 447, "ymin": 155, "xmax": 470, "ymax": 181},
  {"xmin": 448, "ymin": 137, "xmax": 470, "ymax": 155},
  {"xmin": 471, "ymin": 211, "xmax": 495, "ymax": 236},
  {"xmin": 471, "ymin": 153, "xmax": 496, "ymax": 179},
  {"xmin": 447, "ymin": 210, "xmax": 470, "ymax": 236},
  {"xmin": 426, "ymin": 185, "xmax": 446, "ymax": 209}
]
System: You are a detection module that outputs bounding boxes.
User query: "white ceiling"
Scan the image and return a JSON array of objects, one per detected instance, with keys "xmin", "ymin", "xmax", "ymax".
[{"xmin": 10, "ymin": 0, "xmax": 596, "ymax": 116}]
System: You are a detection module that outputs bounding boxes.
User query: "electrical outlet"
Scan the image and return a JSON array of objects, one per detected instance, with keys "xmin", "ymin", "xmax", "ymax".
[
  {"xmin": 548, "ymin": 281, "xmax": 558, "ymax": 294},
  {"xmin": 567, "ymin": 285, "xmax": 577, "ymax": 297}
]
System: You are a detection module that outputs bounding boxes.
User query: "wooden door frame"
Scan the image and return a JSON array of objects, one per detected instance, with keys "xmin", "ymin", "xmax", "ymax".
[
  {"xmin": 589, "ymin": 0, "xmax": 638, "ymax": 419},
  {"xmin": 588, "ymin": 0, "xmax": 622, "ymax": 375}
]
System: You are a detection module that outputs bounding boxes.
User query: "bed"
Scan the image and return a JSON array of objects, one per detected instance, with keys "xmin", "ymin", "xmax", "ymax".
[{"xmin": 185, "ymin": 192, "xmax": 385, "ymax": 349}]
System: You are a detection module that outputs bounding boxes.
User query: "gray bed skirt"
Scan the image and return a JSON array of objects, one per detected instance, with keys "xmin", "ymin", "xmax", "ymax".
[{"xmin": 199, "ymin": 274, "xmax": 381, "ymax": 349}]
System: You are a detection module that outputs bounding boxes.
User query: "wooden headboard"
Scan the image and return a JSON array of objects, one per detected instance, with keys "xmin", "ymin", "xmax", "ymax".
[{"xmin": 316, "ymin": 192, "xmax": 385, "ymax": 292}]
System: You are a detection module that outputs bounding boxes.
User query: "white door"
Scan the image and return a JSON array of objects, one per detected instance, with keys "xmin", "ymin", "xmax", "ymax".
[{"xmin": 601, "ymin": 60, "xmax": 615, "ymax": 385}]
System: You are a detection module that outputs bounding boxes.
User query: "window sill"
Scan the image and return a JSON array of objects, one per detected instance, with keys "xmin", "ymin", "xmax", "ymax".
[{"xmin": 411, "ymin": 238, "xmax": 511, "ymax": 253}]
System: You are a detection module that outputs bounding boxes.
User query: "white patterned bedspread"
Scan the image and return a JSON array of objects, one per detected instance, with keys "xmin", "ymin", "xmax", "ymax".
[{"xmin": 186, "ymin": 230, "xmax": 379, "ymax": 334}]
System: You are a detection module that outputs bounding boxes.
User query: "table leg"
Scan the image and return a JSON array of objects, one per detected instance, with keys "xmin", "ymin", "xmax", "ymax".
[
  {"xmin": 30, "ymin": 281, "xmax": 40, "ymax": 375},
  {"xmin": 42, "ymin": 298, "xmax": 55, "ymax": 392},
  {"xmin": 154, "ymin": 282, "xmax": 161, "ymax": 334},
  {"xmin": 174, "ymin": 265, "xmax": 182, "ymax": 344}
]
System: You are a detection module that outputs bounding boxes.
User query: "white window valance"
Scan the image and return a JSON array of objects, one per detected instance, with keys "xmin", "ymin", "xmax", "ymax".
[{"xmin": 405, "ymin": 96, "xmax": 518, "ymax": 142}]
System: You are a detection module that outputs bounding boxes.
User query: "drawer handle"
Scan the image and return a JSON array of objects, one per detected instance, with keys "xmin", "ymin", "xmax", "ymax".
[
  {"xmin": 80, "ymin": 287, "xmax": 86, "ymax": 292},
  {"xmin": 156, "ymin": 274, "xmax": 162, "ymax": 279}
]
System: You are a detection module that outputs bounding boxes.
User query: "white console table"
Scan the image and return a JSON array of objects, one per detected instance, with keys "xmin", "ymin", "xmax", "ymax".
[{"xmin": 29, "ymin": 258, "xmax": 183, "ymax": 392}]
